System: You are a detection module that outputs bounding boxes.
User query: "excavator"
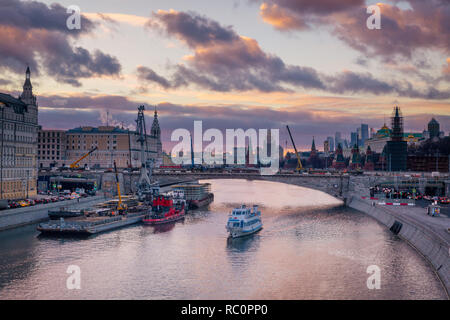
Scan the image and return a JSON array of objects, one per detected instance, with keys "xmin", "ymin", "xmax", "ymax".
[
  {"xmin": 286, "ymin": 125, "xmax": 303, "ymax": 172},
  {"xmin": 69, "ymin": 146, "xmax": 98, "ymax": 169}
]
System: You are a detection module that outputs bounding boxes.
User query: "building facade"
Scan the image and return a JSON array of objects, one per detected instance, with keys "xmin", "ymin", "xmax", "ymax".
[
  {"xmin": 37, "ymin": 129, "xmax": 67, "ymax": 168},
  {"xmin": 38, "ymin": 109, "xmax": 163, "ymax": 169},
  {"xmin": 0, "ymin": 67, "xmax": 39, "ymax": 200}
]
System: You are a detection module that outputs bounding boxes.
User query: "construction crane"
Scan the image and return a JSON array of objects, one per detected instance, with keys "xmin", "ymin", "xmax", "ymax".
[
  {"xmin": 114, "ymin": 161, "xmax": 125, "ymax": 211},
  {"xmin": 286, "ymin": 125, "xmax": 303, "ymax": 172},
  {"xmin": 69, "ymin": 146, "xmax": 98, "ymax": 169}
]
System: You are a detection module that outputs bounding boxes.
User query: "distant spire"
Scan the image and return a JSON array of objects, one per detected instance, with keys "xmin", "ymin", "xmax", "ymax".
[
  {"xmin": 311, "ymin": 136, "xmax": 316, "ymax": 151},
  {"xmin": 20, "ymin": 64, "xmax": 36, "ymax": 106},
  {"xmin": 151, "ymin": 105, "xmax": 161, "ymax": 138}
]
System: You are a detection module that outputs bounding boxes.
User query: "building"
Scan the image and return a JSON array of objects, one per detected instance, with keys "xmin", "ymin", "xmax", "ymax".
[
  {"xmin": 361, "ymin": 124, "xmax": 369, "ymax": 146},
  {"xmin": 307, "ymin": 137, "xmax": 320, "ymax": 168},
  {"xmin": 37, "ymin": 129, "xmax": 67, "ymax": 168},
  {"xmin": 407, "ymin": 155, "xmax": 449, "ymax": 173},
  {"xmin": 332, "ymin": 143, "xmax": 346, "ymax": 169},
  {"xmin": 350, "ymin": 132, "xmax": 358, "ymax": 147},
  {"xmin": 365, "ymin": 124, "xmax": 391, "ymax": 153},
  {"xmin": 335, "ymin": 132, "xmax": 342, "ymax": 150},
  {"xmin": 37, "ymin": 108, "xmax": 163, "ymax": 169},
  {"xmin": 364, "ymin": 145, "xmax": 375, "ymax": 171},
  {"xmin": 0, "ymin": 67, "xmax": 39, "ymax": 200},
  {"xmin": 428, "ymin": 118, "xmax": 440, "ymax": 139},
  {"xmin": 385, "ymin": 106, "xmax": 408, "ymax": 171},
  {"xmin": 349, "ymin": 144, "xmax": 362, "ymax": 170},
  {"xmin": 323, "ymin": 140, "xmax": 330, "ymax": 154},
  {"xmin": 326, "ymin": 136, "xmax": 334, "ymax": 152}
]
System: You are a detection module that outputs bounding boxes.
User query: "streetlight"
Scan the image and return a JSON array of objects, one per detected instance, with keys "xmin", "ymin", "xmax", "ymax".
[
  {"xmin": 26, "ymin": 169, "xmax": 29, "ymax": 199},
  {"xmin": 0, "ymin": 102, "xmax": 4, "ymax": 200}
]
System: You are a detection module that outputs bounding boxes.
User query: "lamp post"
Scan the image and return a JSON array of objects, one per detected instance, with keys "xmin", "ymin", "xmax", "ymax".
[
  {"xmin": 0, "ymin": 102, "xmax": 4, "ymax": 200},
  {"xmin": 26, "ymin": 169, "xmax": 29, "ymax": 199}
]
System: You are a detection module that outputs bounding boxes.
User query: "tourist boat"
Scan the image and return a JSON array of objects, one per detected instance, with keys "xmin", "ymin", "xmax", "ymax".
[
  {"xmin": 226, "ymin": 205, "xmax": 262, "ymax": 238},
  {"xmin": 142, "ymin": 189, "xmax": 186, "ymax": 225}
]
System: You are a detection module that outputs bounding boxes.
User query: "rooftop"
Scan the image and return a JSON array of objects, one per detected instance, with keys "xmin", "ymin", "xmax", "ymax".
[
  {"xmin": 0, "ymin": 92, "xmax": 27, "ymax": 114},
  {"xmin": 67, "ymin": 126, "xmax": 131, "ymax": 134}
]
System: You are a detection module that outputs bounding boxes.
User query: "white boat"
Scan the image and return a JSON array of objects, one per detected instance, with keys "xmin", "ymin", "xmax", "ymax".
[{"xmin": 226, "ymin": 205, "xmax": 262, "ymax": 238}]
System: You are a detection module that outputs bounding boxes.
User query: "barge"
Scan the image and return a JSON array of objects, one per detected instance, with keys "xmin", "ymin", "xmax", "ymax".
[
  {"xmin": 37, "ymin": 206, "xmax": 148, "ymax": 235},
  {"xmin": 48, "ymin": 208, "xmax": 85, "ymax": 220},
  {"xmin": 171, "ymin": 183, "xmax": 214, "ymax": 209}
]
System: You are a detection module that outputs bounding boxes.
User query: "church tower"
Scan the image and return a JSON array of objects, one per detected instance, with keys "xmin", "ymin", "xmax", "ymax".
[
  {"xmin": 20, "ymin": 66, "xmax": 38, "ymax": 124},
  {"xmin": 150, "ymin": 107, "xmax": 162, "ymax": 157},
  {"xmin": 151, "ymin": 107, "xmax": 161, "ymax": 138},
  {"xmin": 20, "ymin": 66, "xmax": 36, "ymax": 106}
]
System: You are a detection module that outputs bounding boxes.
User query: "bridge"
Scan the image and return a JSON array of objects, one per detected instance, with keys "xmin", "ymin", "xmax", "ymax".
[
  {"xmin": 38, "ymin": 170, "xmax": 450, "ymax": 202},
  {"xmin": 150, "ymin": 172, "xmax": 401, "ymax": 204}
]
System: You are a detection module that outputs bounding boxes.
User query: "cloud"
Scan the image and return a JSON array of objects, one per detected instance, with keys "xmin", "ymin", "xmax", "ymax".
[
  {"xmin": 36, "ymin": 92, "xmax": 450, "ymax": 151},
  {"xmin": 0, "ymin": 0, "xmax": 121, "ymax": 86},
  {"xmin": 260, "ymin": 0, "xmax": 364, "ymax": 31},
  {"xmin": 147, "ymin": 9, "xmax": 238, "ymax": 48},
  {"xmin": 0, "ymin": 78, "xmax": 12, "ymax": 86},
  {"xmin": 143, "ymin": 10, "xmax": 326, "ymax": 93},
  {"xmin": 137, "ymin": 66, "xmax": 172, "ymax": 89},
  {"xmin": 442, "ymin": 57, "xmax": 450, "ymax": 81},
  {"xmin": 140, "ymin": 10, "xmax": 449, "ymax": 99},
  {"xmin": 260, "ymin": 0, "xmax": 450, "ymax": 61}
]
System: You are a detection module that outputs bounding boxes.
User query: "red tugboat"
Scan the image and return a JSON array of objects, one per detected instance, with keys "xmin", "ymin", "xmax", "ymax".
[{"xmin": 143, "ymin": 189, "xmax": 186, "ymax": 225}]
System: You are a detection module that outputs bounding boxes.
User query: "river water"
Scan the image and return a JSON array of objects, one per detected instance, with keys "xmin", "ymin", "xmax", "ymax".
[{"xmin": 0, "ymin": 179, "xmax": 446, "ymax": 299}]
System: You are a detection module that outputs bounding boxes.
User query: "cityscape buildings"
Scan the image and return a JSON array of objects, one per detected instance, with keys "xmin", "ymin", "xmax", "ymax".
[{"xmin": 0, "ymin": 67, "xmax": 39, "ymax": 200}]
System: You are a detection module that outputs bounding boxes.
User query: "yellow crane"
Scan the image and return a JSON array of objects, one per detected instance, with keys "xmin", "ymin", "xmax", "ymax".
[
  {"xmin": 286, "ymin": 125, "xmax": 303, "ymax": 172},
  {"xmin": 114, "ymin": 161, "xmax": 126, "ymax": 211},
  {"xmin": 69, "ymin": 146, "xmax": 98, "ymax": 169}
]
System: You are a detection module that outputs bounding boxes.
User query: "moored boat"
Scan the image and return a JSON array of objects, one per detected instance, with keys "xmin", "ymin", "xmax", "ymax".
[
  {"xmin": 226, "ymin": 205, "xmax": 262, "ymax": 238},
  {"xmin": 48, "ymin": 208, "xmax": 85, "ymax": 219},
  {"xmin": 171, "ymin": 183, "xmax": 213, "ymax": 209},
  {"xmin": 37, "ymin": 206, "xmax": 148, "ymax": 235},
  {"xmin": 143, "ymin": 189, "xmax": 186, "ymax": 225}
]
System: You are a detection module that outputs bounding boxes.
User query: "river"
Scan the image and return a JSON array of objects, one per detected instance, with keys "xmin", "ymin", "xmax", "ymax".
[{"xmin": 0, "ymin": 179, "xmax": 446, "ymax": 299}]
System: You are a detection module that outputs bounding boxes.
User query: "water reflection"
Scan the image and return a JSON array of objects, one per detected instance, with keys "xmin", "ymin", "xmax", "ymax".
[
  {"xmin": 150, "ymin": 221, "xmax": 179, "ymax": 233},
  {"xmin": 0, "ymin": 179, "xmax": 446, "ymax": 300}
]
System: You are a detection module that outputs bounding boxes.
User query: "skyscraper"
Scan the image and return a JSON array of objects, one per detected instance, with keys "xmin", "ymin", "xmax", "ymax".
[
  {"xmin": 350, "ymin": 132, "xmax": 358, "ymax": 147},
  {"xmin": 356, "ymin": 127, "xmax": 361, "ymax": 145},
  {"xmin": 335, "ymin": 132, "xmax": 342, "ymax": 150},
  {"xmin": 361, "ymin": 124, "xmax": 369, "ymax": 146},
  {"xmin": 326, "ymin": 136, "xmax": 334, "ymax": 152},
  {"xmin": 428, "ymin": 118, "xmax": 440, "ymax": 139}
]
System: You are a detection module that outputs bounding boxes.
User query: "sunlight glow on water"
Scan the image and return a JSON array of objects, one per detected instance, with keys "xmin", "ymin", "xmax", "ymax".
[{"xmin": 0, "ymin": 179, "xmax": 446, "ymax": 299}]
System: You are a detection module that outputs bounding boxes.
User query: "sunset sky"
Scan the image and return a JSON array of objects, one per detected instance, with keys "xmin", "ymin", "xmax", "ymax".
[{"xmin": 0, "ymin": 0, "xmax": 449, "ymax": 151}]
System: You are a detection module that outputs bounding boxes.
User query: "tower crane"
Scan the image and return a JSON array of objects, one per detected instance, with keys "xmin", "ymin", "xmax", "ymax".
[{"xmin": 286, "ymin": 125, "xmax": 303, "ymax": 172}]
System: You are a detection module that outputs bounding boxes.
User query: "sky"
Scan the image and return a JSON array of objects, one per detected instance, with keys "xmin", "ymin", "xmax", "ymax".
[{"xmin": 0, "ymin": 0, "xmax": 449, "ymax": 151}]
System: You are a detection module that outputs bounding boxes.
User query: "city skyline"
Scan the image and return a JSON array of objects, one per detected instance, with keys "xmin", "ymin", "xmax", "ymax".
[{"xmin": 0, "ymin": 0, "xmax": 449, "ymax": 151}]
